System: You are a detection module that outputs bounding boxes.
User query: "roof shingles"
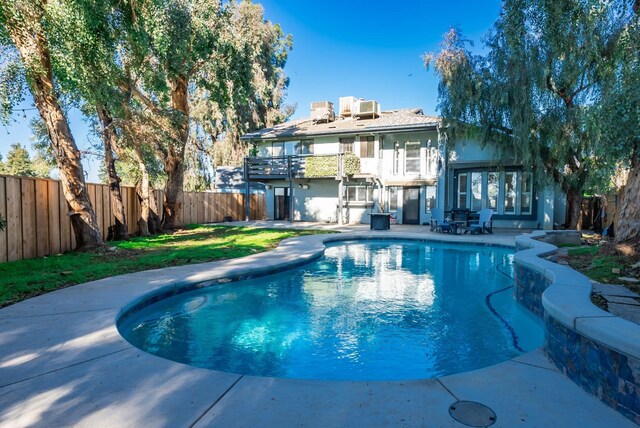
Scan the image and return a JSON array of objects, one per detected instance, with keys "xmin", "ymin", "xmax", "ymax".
[{"xmin": 241, "ymin": 109, "xmax": 440, "ymax": 141}]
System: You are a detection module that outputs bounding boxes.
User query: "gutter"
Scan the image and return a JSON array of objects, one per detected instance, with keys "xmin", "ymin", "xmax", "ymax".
[{"xmin": 240, "ymin": 123, "xmax": 440, "ymax": 142}]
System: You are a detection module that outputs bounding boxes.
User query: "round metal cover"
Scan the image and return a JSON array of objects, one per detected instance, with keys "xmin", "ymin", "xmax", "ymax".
[{"xmin": 448, "ymin": 400, "xmax": 497, "ymax": 427}]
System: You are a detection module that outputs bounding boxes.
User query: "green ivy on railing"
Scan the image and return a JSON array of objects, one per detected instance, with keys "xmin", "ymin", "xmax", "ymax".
[
  {"xmin": 342, "ymin": 153, "xmax": 360, "ymax": 176},
  {"xmin": 303, "ymin": 153, "xmax": 361, "ymax": 178},
  {"xmin": 305, "ymin": 155, "xmax": 338, "ymax": 177}
]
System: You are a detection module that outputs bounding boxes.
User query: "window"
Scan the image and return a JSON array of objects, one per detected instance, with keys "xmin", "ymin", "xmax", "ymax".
[
  {"xmin": 425, "ymin": 185, "xmax": 436, "ymax": 212},
  {"xmin": 426, "ymin": 147, "xmax": 438, "ymax": 175},
  {"xmin": 388, "ymin": 186, "xmax": 398, "ymax": 211},
  {"xmin": 340, "ymin": 137, "xmax": 354, "ymax": 154},
  {"xmin": 456, "ymin": 169, "xmax": 534, "ymax": 215},
  {"xmin": 378, "ymin": 136, "xmax": 384, "ymax": 159},
  {"xmin": 521, "ymin": 172, "xmax": 533, "ymax": 215},
  {"xmin": 295, "ymin": 139, "xmax": 314, "ymax": 155},
  {"xmin": 405, "ymin": 142, "xmax": 420, "ymax": 174},
  {"xmin": 393, "ymin": 142, "xmax": 400, "ymax": 174},
  {"xmin": 270, "ymin": 142, "xmax": 284, "ymax": 157},
  {"xmin": 457, "ymin": 173, "xmax": 467, "ymax": 209},
  {"xmin": 470, "ymin": 172, "xmax": 483, "ymax": 211},
  {"xmin": 345, "ymin": 185, "xmax": 373, "ymax": 204},
  {"xmin": 487, "ymin": 172, "xmax": 499, "ymax": 210},
  {"xmin": 360, "ymin": 136, "xmax": 374, "ymax": 158},
  {"xmin": 504, "ymin": 172, "xmax": 517, "ymax": 214}
]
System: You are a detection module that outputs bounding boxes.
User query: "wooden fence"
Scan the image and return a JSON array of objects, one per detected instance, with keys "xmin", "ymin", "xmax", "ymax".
[{"xmin": 0, "ymin": 174, "xmax": 265, "ymax": 263}]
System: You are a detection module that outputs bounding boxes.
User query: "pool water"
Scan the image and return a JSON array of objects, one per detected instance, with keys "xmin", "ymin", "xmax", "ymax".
[{"xmin": 118, "ymin": 240, "xmax": 544, "ymax": 381}]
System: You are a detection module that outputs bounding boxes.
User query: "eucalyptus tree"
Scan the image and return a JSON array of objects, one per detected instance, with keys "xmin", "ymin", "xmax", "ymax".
[
  {"xmin": 0, "ymin": 0, "xmax": 103, "ymax": 249},
  {"xmin": 427, "ymin": 0, "xmax": 635, "ymax": 229},
  {"xmin": 29, "ymin": 0, "xmax": 133, "ymax": 240},
  {"xmin": 191, "ymin": 0, "xmax": 294, "ymax": 167},
  {"xmin": 116, "ymin": 0, "xmax": 249, "ymax": 229}
]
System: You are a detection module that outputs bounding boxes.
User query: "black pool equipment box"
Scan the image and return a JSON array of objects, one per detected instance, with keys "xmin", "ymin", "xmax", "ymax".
[{"xmin": 369, "ymin": 213, "xmax": 392, "ymax": 230}]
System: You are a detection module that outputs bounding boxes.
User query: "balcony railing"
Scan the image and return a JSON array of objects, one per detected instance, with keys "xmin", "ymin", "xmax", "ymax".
[{"xmin": 245, "ymin": 153, "xmax": 361, "ymax": 180}]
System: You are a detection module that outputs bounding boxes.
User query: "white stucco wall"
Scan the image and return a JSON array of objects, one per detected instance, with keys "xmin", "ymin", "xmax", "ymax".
[{"xmin": 292, "ymin": 180, "xmax": 339, "ymax": 222}]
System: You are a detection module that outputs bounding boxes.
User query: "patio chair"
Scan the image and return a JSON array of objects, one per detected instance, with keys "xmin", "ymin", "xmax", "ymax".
[
  {"xmin": 430, "ymin": 208, "xmax": 452, "ymax": 233},
  {"xmin": 465, "ymin": 208, "xmax": 493, "ymax": 234}
]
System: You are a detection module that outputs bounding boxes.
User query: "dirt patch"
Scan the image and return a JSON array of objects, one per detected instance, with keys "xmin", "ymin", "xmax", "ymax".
[{"xmin": 590, "ymin": 293, "xmax": 608, "ymax": 311}]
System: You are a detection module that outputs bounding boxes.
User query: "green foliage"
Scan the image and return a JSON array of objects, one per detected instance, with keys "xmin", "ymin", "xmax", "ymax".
[
  {"xmin": 305, "ymin": 155, "xmax": 338, "ymax": 177},
  {"xmin": 0, "ymin": 0, "xmax": 294, "ymax": 216},
  {"xmin": 0, "ymin": 140, "xmax": 53, "ymax": 178},
  {"xmin": 343, "ymin": 153, "xmax": 361, "ymax": 176},
  {"xmin": 0, "ymin": 225, "xmax": 332, "ymax": 307},
  {"xmin": 1, "ymin": 143, "xmax": 34, "ymax": 176},
  {"xmin": 427, "ymin": 1, "xmax": 639, "ymax": 226},
  {"xmin": 568, "ymin": 245, "xmax": 625, "ymax": 283},
  {"xmin": 192, "ymin": 0, "xmax": 295, "ymax": 167}
]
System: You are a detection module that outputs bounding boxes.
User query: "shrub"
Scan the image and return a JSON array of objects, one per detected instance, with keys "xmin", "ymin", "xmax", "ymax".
[
  {"xmin": 342, "ymin": 153, "xmax": 361, "ymax": 176},
  {"xmin": 305, "ymin": 155, "xmax": 339, "ymax": 177}
]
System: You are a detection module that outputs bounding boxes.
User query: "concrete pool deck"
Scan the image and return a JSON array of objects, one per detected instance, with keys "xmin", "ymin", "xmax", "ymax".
[{"xmin": 0, "ymin": 224, "xmax": 635, "ymax": 427}]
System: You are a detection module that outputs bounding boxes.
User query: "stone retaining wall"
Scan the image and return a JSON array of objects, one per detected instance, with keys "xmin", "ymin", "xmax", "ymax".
[{"xmin": 514, "ymin": 231, "xmax": 640, "ymax": 425}]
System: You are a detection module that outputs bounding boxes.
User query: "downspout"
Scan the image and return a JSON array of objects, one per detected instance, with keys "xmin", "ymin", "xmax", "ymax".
[
  {"xmin": 338, "ymin": 153, "xmax": 344, "ymax": 225},
  {"xmin": 288, "ymin": 155, "xmax": 294, "ymax": 223},
  {"xmin": 376, "ymin": 177, "xmax": 384, "ymax": 212},
  {"xmin": 244, "ymin": 156, "xmax": 251, "ymax": 222}
]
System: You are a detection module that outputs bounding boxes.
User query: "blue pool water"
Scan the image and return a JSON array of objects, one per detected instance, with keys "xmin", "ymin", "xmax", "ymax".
[{"xmin": 118, "ymin": 240, "xmax": 544, "ymax": 380}]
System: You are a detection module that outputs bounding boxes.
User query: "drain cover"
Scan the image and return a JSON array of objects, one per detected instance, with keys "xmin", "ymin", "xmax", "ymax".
[{"xmin": 448, "ymin": 401, "xmax": 497, "ymax": 427}]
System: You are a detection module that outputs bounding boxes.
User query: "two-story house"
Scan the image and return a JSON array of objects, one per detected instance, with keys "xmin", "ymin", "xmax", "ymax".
[{"xmin": 241, "ymin": 96, "xmax": 566, "ymax": 229}]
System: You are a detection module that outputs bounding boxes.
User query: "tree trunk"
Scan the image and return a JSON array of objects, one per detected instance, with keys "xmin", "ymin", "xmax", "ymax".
[
  {"xmin": 147, "ymin": 185, "xmax": 162, "ymax": 234},
  {"xmin": 161, "ymin": 75, "xmax": 189, "ymax": 229},
  {"xmin": 132, "ymin": 145, "xmax": 161, "ymax": 236},
  {"xmin": 136, "ymin": 182, "xmax": 151, "ymax": 237},
  {"xmin": 6, "ymin": 16, "xmax": 103, "ymax": 249},
  {"xmin": 615, "ymin": 153, "xmax": 640, "ymax": 244},
  {"xmin": 566, "ymin": 187, "xmax": 584, "ymax": 230},
  {"xmin": 97, "ymin": 106, "xmax": 128, "ymax": 241}
]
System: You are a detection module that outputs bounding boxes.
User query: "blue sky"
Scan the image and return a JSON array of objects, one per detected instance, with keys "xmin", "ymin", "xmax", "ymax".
[{"xmin": 0, "ymin": 0, "xmax": 502, "ymax": 182}]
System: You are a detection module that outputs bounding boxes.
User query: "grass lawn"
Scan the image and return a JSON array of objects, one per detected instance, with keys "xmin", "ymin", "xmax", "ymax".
[
  {"xmin": 0, "ymin": 225, "xmax": 330, "ymax": 308},
  {"xmin": 567, "ymin": 245, "xmax": 626, "ymax": 283}
]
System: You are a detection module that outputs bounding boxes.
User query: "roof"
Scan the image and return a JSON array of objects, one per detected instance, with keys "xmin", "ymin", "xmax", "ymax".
[{"xmin": 241, "ymin": 108, "xmax": 440, "ymax": 141}]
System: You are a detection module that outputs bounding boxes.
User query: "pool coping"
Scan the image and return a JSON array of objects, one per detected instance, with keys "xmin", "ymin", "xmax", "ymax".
[
  {"xmin": 0, "ymin": 229, "xmax": 635, "ymax": 427},
  {"xmin": 514, "ymin": 231, "xmax": 640, "ymax": 358},
  {"xmin": 514, "ymin": 230, "xmax": 640, "ymax": 424}
]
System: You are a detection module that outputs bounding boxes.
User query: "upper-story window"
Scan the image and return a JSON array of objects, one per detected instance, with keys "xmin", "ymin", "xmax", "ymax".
[
  {"xmin": 405, "ymin": 142, "xmax": 421, "ymax": 174},
  {"xmin": 393, "ymin": 142, "xmax": 399, "ymax": 174},
  {"xmin": 359, "ymin": 136, "xmax": 374, "ymax": 158},
  {"xmin": 295, "ymin": 139, "xmax": 314, "ymax": 155},
  {"xmin": 340, "ymin": 137, "xmax": 354, "ymax": 154},
  {"xmin": 426, "ymin": 146, "xmax": 438, "ymax": 175},
  {"xmin": 270, "ymin": 142, "xmax": 285, "ymax": 157}
]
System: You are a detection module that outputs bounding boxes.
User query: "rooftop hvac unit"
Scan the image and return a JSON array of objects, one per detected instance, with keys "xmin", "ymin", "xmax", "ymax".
[
  {"xmin": 310, "ymin": 101, "xmax": 335, "ymax": 123},
  {"xmin": 354, "ymin": 100, "xmax": 381, "ymax": 118},
  {"xmin": 339, "ymin": 96, "xmax": 358, "ymax": 117}
]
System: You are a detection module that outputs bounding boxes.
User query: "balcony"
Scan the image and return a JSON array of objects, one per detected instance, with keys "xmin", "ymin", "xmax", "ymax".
[{"xmin": 245, "ymin": 153, "xmax": 361, "ymax": 180}]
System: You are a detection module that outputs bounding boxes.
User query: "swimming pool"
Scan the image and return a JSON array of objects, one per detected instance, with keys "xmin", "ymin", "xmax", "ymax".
[{"xmin": 118, "ymin": 239, "xmax": 543, "ymax": 381}]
